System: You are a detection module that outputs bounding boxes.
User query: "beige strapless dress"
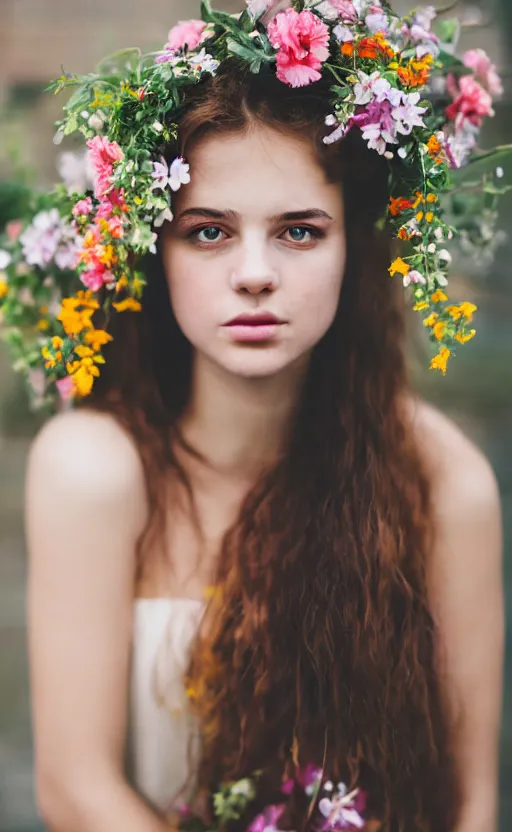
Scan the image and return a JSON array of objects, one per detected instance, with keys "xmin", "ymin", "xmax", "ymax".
[{"xmin": 126, "ymin": 598, "xmax": 204, "ymax": 816}]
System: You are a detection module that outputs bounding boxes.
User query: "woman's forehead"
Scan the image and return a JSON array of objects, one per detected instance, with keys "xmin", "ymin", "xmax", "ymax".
[{"xmin": 179, "ymin": 127, "xmax": 343, "ymax": 215}]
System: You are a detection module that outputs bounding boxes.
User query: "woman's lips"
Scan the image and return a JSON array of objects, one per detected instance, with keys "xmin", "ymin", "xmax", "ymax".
[{"xmin": 222, "ymin": 312, "xmax": 286, "ymax": 343}]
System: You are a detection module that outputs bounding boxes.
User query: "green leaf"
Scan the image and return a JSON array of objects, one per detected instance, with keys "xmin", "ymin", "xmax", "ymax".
[
  {"xmin": 226, "ymin": 38, "xmax": 267, "ymax": 65},
  {"xmin": 96, "ymin": 48, "xmax": 142, "ymax": 79}
]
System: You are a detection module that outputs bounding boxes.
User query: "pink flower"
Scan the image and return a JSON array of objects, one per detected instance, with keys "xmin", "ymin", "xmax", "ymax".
[
  {"xmin": 445, "ymin": 74, "xmax": 494, "ymax": 127},
  {"xmin": 80, "ymin": 265, "xmax": 114, "ymax": 292},
  {"xmin": 56, "ymin": 376, "xmax": 76, "ymax": 402},
  {"xmin": 72, "ymin": 197, "xmax": 93, "ymax": 218},
  {"xmin": 106, "ymin": 216, "xmax": 124, "ymax": 238},
  {"xmin": 166, "ymin": 20, "xmax": 208, "ymax": 52},
  {"xmin": 86, "ymin": 136, "xmax": 124, "ymax": 199},
  {"xmin": 6, "ymin": 220, "xmax": 23, "ymax": 242},
  {"xmin": 462, "ymin": 49, "xmax": 503, "ymax": 97},
  {"xmin": 96, "ymin": 189, "xmax": 127, "ymax": 219},
  {"xmin": 328, "ymin": 0, "xmax": 358, "ymax": 21},
  {"xmin": 248, "ymin": 805, "xmax": 285, "ymax": 832},
  {"xmin": 267, "ymin": 8, "xmax": 330, "ymax": 87}
]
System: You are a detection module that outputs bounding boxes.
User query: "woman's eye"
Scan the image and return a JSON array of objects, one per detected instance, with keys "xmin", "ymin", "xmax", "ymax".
[
  {"xmin": 194, "ymin": 226, "xmax": 225, "ymax": 244},
  {"xmin": 283, "ymin": 226, "xmax": 318, "ymax": 244}
]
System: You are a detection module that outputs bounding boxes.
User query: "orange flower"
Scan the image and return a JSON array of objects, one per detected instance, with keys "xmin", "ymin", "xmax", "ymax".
[
  {"xmin": 341, "ymin": 42, "xmax": 354, "ymax": 57},
  {"xmin": 431, "ymin": 289, "xmax": 448, "ymax": 303},
  {"xmin": 433, "ymin": 321, "xmax": 447, "ymax": 340},
  {"xmin": 397, "ymin": 55, "xmax": 432, "ymax": 88},
  {"xmin": 389, "ymin": 196, "xmax": 414, "ymax": 217},
  {"xmin": 458, "ymin": 302, "xmax": 478, "ymax": 322},
  {"xmin": 0, "ymin": 280, "xmax": 7, "ymax": 300},
  {"xmin": 413, "ymin": 301, "xmax": 430, "ymax": 311},
  {"xmin": 388, "ymin": 257, "xmax": 410, "ymax": 277},
  {"xmin": 357, "ymin": 33, "xmax": 394, "ymax": 60},
  {"xmin": 398, "ymin": 227, "xmax": 413, "ymax": 240}
]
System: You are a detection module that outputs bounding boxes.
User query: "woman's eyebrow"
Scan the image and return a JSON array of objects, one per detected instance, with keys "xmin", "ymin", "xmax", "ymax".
[{"xmin": 177, "ymin": 208, "xmax": 334, "ymax": 222}]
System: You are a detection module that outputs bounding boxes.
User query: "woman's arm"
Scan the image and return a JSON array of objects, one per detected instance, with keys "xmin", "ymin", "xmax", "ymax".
[
  {"xmin": 26, "ymin": 410, "xmax": 171, "ymax": 831},
  {"xmin": 414, "ymin": 402, "xmax": 504, "ymax": 832}
]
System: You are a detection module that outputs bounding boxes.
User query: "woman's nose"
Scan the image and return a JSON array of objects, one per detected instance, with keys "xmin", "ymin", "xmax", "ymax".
[{"xmin": 230, "ymin": 241, "xmax": 279, "ymax": 295}]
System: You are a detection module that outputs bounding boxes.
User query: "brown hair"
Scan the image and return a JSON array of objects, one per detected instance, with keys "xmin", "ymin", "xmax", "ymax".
[{"xmin": 85, "ymin": 62, "xmax": 460, "ymax": 831}]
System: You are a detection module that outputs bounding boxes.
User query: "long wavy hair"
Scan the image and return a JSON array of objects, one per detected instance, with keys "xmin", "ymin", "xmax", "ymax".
[{"xmin": 85, "ymin": 62, "xmax": 460, "ymax": 831}]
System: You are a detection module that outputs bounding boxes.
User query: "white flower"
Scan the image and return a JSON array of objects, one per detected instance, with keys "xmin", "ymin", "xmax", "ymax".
[
  {"xmin": 437, "ymin": 249, "xmax": 452, "ymax": 264},
  {"xmin": 434, "ymin": 227, "xmax": 444, "ymax": 241},
  {"xmin": 88, "ymin": 111, "xmax": 105, "ymax": 132},
  {"xmin": 397, "ymin": 146, "xmax": 408, "ymax": 159},
  {"xmin": 362, "ymin": 121, "xmax": 397, "ymax": 155},
  {"xmin": 392, "ymin": 92, "xmax": 427, "ymax": 135},
  {"xmin": 325, "ymin": 114, "xmax": 337, "ymax": 126},
  {"xmin": 365, "ymin": 12, "xmax": 388, "ymax": 33},
  {"xmin": 231, "ymin": 778, "xmax": 253, "ymax": 797},
  {"xmin": 427, "ymin": 243, "xmax": 437, "ymax": 253},
  {"xmin": 57, "ymin": 150, "xmax": 95, "ymax": 194},
  {"xmin": 324, "ymin": 781, "xmax": 334, "ymax": 791},
  {"xmin": 353, "ymin": 71, "xmax": 391, "ymax": 105},
  {"xmin": 496, "ymin": 166, "xmax": 504, "ymax": 179},
  {"xmin": 154, "ymin": 206, "xmax": 174, "ymax": 228},
  {"xmin": 0, "ymin": 250, "xmax": 12, "ymax": 270},
  {"xmin": 152, "ymin": 156, "xmax": 191, "ymax": 192},
  {"xmin": 333, "ymin": 24, "xmax": 354, "ymax": 43},
  {"xmin": 53, "ymin": 128, "xmax": 65, "ymax": 146},
  {"xmin": 169, "ymin": 157, "xmax": 191, "ymax": 191},
  {"xmin": 152, "ymin": 121, "xmax": 164, "ymax": 133},
  {"xmin": 190, "ymin": 48, "xmax": 220, "ymax": 75}
]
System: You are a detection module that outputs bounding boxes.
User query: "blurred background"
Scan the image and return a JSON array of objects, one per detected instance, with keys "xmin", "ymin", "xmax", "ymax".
[{"xmin": 0, "ymin": 1, "xmax": 510, "ymax": 829}]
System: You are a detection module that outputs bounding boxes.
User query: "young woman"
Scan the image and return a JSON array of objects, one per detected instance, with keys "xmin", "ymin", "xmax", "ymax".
[{"xmin": 22, "ymin": 4, "xmax": 503, "ymax": 832}]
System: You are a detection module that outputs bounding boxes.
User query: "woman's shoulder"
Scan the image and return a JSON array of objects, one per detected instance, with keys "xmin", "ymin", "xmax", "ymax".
[
  {"xmin": 405, "ymin": 395, "xmax": 500, "ymax": 543},
  {"xmin": 27, "ymin": 408, "xmax": 147, "ymax": 521}
]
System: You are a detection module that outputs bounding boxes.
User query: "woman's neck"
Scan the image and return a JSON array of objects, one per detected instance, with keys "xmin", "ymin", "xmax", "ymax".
[{"xmin": 179, "ymin": 352, "xmax": 308, "ymax": 479}]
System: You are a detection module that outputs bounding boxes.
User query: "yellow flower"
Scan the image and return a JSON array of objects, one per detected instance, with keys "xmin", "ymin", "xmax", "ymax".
[
  {"xmin": 413, "ymin": 191, "xmax": 424, "ymax": 209},
  {"xmin": 458, "ymin": 302, "xmax": 478, "ymax": 322},
  {"xmin": 84, "ymin": 329, "xmax": 113, "ymax": 351},
  {"xmin": 416, "ymin": 210, "xmax": 424, "ymax": 222},
  {"xmin": 455, "ymin": 329, "xmax": 476, "ymax": 344},
  {"xmin": 70, "ymin": 362, "xmax": 100, "ymax": 397},
  {"xmin": 112, "ymin": 297, "xmax": 142, "ymax": 313},
  {"xmin": 431, "ymin": 289, "xmax": 448, "ymax": 303},
  {"xmin": 51, "ymin": 336, "xmax": 64, "ymax": 350},
  {"xmin": 433, "ymin": 321, "xmax": 447, "ymax": 340},
  {"xmin": 413, "ymin": 300, "xmax": 430, "ymax": 311},
  {"xmin": 423, "ymin": 313, "xmax": 438, "ymax": 327},
  {"xmin": 425, "ymin": 212, "xmax": 434, "ymax": 223},
  {"xmin": 115, "ymin": 275, "xmax": 129, "ymax": 292},
  {"xmin": 388, "ymin": 257, "xmax": 410, "ymax": 277},
  {"xmin": 0, "ymin": 280, "xmax": 8, "ymax": 300},
  {"xmin": 445, "ymin": 305, "xmax": 462, "ymax": 320},
  {"xmin": 430, "ymin": 347, "xmax": 451, "ymax": 374},
  {"xmin": 37, "ymin": 319, "xmax": 50, "ymax": 332},
  {"xmin": 42, "ymin": 336, "xmax": 64, "ymax": 370},
  {"xmin": 426, "ymin": 193, "xmax": 438, "ymax": 203}
]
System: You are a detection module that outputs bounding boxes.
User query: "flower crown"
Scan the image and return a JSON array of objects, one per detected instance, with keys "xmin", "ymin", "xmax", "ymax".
[{"xmin": 0, "ymin": 0, "xmax": 509, "ymax": 409}]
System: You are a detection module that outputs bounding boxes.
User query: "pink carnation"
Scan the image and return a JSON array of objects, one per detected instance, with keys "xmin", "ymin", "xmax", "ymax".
[
  {"xmin": 267, "ymin": 8, "xmax": 330, "ymax": 87},
  {"xmin": 445, "ymin": 74, "xmax": 494, "ymax": 127},
  {"xmin": 166, "ymin": 19, "xmax": 208, "ymax": 52},
  {"xmin": 86, "ymin": 136, "xmax": 124, "ymax": 199},
  {"xmin": 462, "ymin": 49, "xmax": 503, "ymax": 97}
]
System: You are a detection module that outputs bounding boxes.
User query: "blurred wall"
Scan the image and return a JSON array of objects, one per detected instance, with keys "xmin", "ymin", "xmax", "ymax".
[{"xmin": 0, "ymin": 2, "xmax": 510, "ymax": 831}]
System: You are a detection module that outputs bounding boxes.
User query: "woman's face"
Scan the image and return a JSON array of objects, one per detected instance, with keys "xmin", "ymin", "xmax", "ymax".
[{"xmin": 162, "ymin": 124, "xmax": 346, "ymax": 381}]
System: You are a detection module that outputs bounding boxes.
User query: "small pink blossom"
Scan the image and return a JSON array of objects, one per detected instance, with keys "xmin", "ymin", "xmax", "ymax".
[
  {"xmin": 267, "ymin": 8, "xmax": 330, "ymax": 88},
  {"xmin": 462, "ymin": 49, "xmax": 503, "ymax": 97},
  {"xmin": 166, "ymin": 20, "xmax": 208, "ymax": 52},
  {"xmin": 246, "ymin": 0, "xmax": 281, "ymax": 16},
  {"xmin": 328, "ymin": 0, "xmax": 358, "ymax": 21},
  {"xmin": 80, "ymin": 265, "xmax": 115, "ymax": 292},
  {"xmin": 106, "ymin": 216, "xmax": 124, "ymax": 238},
  {"xmin": 446, "ymin": 74, "xmax": 494, "ymax": 127},
  {"xmin": 56, "ymin": 376, "xmax": 75, "ymax": 402},
  {"xmin": 86, "ymin": 136, "xmax": 124, "ymax": 199},
  {"xmin": 6, "ymin": 220, "xmax": 23, "ymax": 242},
  {"xmin": 248, "ymin": 804, "xmax": 285, "ymax": 832},
  {"xmin": 72, "ymin": 197, "xmax": 93, "ymax": 218}
]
